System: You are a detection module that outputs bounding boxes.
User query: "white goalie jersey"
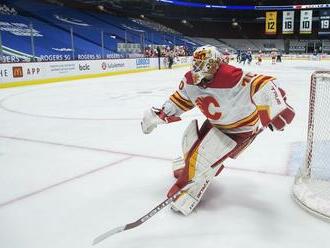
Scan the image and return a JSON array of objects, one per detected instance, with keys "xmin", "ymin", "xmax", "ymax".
[{"xmin": 163, "ymin": 63, "xmax": 277, "ymax": 134}]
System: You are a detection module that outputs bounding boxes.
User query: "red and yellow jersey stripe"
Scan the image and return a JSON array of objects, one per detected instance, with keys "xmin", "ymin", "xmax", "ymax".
[
  {"xmin": 250, "ymin": 75, "xmax": 276, "ymax": 97},
  {"xmin": 213, "ymin": 110, "xmax": 259, "ymax": 130},
  {"xmin": 169, "ymin": 91, "xmax": 195, "ymax": 112}
]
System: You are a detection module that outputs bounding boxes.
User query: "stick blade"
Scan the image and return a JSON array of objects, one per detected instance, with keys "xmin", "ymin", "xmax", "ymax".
[{"xmin": 92, "ymin": 225, "xmax": 126, "ymax": 245}]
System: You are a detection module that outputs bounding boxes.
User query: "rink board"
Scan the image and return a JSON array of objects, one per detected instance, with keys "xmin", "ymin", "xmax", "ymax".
[{"xmin": 0, "ymin": 56, "xmax": 191, "ymax": 88}]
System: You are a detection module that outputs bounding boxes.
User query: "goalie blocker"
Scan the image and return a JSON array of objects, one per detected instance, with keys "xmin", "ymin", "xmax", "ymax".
[{"xmin": 252, "ymin": 81, "xmax": 295, "ymax": 131}]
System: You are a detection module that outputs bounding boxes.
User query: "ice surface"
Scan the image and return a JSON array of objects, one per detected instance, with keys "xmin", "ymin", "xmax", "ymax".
[{"xmin": 0, "ymin": 60, "xmax": 329, "ymax": 248}]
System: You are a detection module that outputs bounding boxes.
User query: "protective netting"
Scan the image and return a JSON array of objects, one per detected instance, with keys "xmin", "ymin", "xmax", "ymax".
[{"xmin": 293, "ymin": 71, "xmax": 330, "ymax": 220}]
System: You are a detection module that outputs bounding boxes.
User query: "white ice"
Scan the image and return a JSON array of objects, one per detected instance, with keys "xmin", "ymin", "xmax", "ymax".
[{"xmin": 0, "ymin": 60, "xmax": 329, "ymax": 248}]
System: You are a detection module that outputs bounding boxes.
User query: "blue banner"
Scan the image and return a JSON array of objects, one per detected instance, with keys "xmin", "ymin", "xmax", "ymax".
[
  {"xmin": 319, "ymin": 9, "xmax": 330, "ymax": 35},
  {"xmin": 157, "ymin": 1, "xmax": 330, "ymax": 11}
]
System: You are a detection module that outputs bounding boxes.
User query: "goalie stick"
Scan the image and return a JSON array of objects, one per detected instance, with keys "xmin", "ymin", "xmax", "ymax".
[
  {"xmin": 92, "ymin": 190, "xmax": 182, "ymax": 245},
  {"xmin": 92, "ymin": 172, "xmax": 215, "ymax": 246},
  {"xmin": 93, "ymin": 127, "xmax": 264, "ymax": 245}
]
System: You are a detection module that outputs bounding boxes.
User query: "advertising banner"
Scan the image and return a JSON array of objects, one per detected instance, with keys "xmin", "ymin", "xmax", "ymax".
[{"xmin": 0, "ymin": 57, "xmax": 191, "ymax": 84}]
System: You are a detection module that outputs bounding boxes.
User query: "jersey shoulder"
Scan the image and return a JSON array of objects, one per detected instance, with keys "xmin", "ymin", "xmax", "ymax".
[{"xmin": 207, "ymin": 64, "xmax": 243, "ymax": 89}]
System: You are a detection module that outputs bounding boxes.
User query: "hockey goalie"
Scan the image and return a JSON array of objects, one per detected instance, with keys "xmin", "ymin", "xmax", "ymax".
[{"xmin": 141, "ymin": 45, "xmax": 295, "ymax": 216}]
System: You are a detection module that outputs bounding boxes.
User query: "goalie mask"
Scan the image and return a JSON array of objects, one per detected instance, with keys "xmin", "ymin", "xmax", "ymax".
[{"xmin": 191, "ymin": 45, "xmax": 222, "ymax": 85}]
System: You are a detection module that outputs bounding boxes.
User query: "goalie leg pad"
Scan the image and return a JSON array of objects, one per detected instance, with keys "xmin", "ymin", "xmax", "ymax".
[
  {"xmin": 167, "ymin": 121, "xmax": 237, "ymax": 198},
  {"xmin": 171, "ymin": 179, "xmax": 211, "ymax": 216},
  {"xmin": 172, "ymin": 156, "xmax": 185, "ymax": 179},
  {"xmin": 171, "ymin": 163, "xmax": 224, "ymax": 216},
  {"xmin": 173, "ymin": 156, "xmax": 225, "ymax": 178},
  {"xmin": 181, "ymin": 119, "xmax": 200, "ymax": 156},
  {"xmin": 167, "ymin": 122, "xmax": 237, "ymax": 214},
  {"xmin": 171, "ymin": 119, "xmax": 199, "ymax": 179},
  {"xmin": 172, "ymin": 120, "xmax": 213, "ymax": 179}
]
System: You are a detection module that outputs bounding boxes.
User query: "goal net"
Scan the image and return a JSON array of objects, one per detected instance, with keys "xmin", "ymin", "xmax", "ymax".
[{"xmin": 292, "ymin": 71, "xmax": 330, "ymax": 220}]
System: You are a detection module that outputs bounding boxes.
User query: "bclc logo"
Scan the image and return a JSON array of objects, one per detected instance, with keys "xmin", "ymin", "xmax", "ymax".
[
  {"xmin": 79, "ymin": 64, "xmax": 90, "ymax": 71},
  {"xmin": 12, "ymin": 66, "xmax": 23, "ymax": 78}
]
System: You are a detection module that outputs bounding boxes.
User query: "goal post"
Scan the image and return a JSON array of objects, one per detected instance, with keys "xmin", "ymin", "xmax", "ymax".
[{"xmin": 292, "ymin": 71, "xmax": 330, "ymax": 220}]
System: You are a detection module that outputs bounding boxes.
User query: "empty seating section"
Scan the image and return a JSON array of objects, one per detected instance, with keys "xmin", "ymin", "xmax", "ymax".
[
  {"xmin": 1, "ymin": 0, "xmax": 328, "ymax": 62},
  {"xmin": 0, "ymin": 13, "xmax": 114, "ymax": 60},
  {"xmin": 0, "ymin": 3, "xmax": 17, "ymax": 15},
  {"xmin": 130, "ymin": 18, "xmax": 180, "ymax": 35},
  {"xmin": 8, "ymin": 0, "xmax": 126, "ymax": 51},
  {"xmin": 220, "ymin": 39, "xmax": 258, "ymax": 51},
  {"xmin": 250, "ymin": 39, "xmax": 284, "ymax": 51},
  {"xmin": 0, "ymin": 0, "xmax": 199, "ymax": 61},
  {"xmin": 289, "ymin": 40, "xmax": 307, "ymax": 53},
  {"xmin": 220, "ymin": 39, "xmax": 284, "ymax": 52},
  {"xmin": 322, "ymin": 40, "xmax": 330, "ymax": 52},
  {"xmin": 189, "ymin": 37, "xmax": 235, "ymax": 53},
  {"xmin": 88, "ymin": 12, "xmax": 194, "ymax": 47}
]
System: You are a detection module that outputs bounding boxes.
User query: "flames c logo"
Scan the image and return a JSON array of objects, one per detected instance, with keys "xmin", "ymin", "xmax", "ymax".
[{"xmin": 195, "ymin": 96, "xmax": 222, "ymax": 120}]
